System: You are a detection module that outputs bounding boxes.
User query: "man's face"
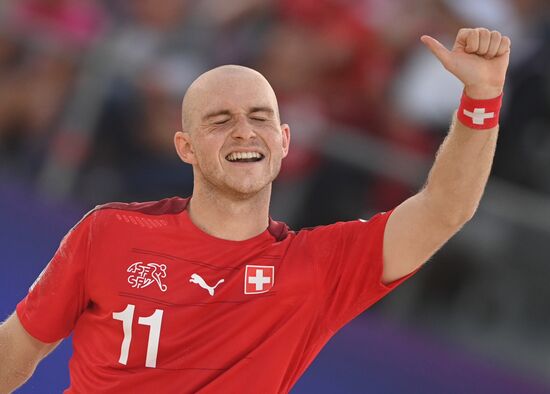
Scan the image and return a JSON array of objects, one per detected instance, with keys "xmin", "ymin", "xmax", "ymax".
[{"xmin": 176, "ymin": 68, "xmax": 290, "ymax": 198}]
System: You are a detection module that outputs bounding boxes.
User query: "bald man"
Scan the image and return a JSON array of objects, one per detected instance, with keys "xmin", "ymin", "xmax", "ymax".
[{"xmin": 0, "ymin": 28, "xmax": 510, "ymax": 393}]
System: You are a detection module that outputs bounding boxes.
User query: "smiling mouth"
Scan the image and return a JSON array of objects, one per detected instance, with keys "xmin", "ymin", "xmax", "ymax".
[{"xmin": 226, "ymin": 152, "xmax": 265, "ymax": 163}]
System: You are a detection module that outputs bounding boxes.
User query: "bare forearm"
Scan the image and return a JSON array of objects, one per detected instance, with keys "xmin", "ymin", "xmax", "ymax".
[
  {"xmin": 382, "ymin": 29, "xmax": 510, "ymax": 283},
  {"xmin": 417, "ymin": 29, "xmax": 509, "ymax": 225},
  {"xmin": 0, "ymin": 331, "xmax": 33, "ymax": 393},
  {"xmin": 0, "ymin": 315, "xmax": 58, "ymax": 393},
  {"xmin": 0, "ymin": 366, "xmax": 33, "ymax": 394},
  {"xmin": 423, "ymin": 115, "xmax": 498, "ymax": 225}
]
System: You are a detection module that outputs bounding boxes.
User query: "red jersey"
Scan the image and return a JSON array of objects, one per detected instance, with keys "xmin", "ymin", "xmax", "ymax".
[{"xmin": 16, "ymin": 197, "xmax": 412, "ymax": 393}]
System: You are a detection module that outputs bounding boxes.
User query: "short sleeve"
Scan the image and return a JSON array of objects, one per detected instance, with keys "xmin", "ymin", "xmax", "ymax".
[
  {"xmin": 309, "ymin": 210, "xmax": 416, "ymax": 332},
  {"xmin": 16, "ymin": 212, "xmax": 95, "ymax": 343}
]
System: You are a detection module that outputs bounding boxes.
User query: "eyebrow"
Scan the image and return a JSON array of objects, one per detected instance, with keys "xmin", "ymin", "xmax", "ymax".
[
  {"xmin": 249, "ymin": 107, "xmax": 275, "ymax": 115},
  {"xmin": 203, "ymin": 107, "xmax": 275, "ymax": 121}
]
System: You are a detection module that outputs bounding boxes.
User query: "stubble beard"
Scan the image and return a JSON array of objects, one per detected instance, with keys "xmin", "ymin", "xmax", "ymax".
[{"xmin": 193, "ymin": 160, "xmax": 280, "ymax": 202}]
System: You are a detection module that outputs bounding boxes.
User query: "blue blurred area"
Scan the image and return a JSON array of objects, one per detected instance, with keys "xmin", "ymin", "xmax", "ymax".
[
  {"xmin": 295, "ymin": 317, "xmax": 550, "ymax": 394},
  {"xmin": 0, "ymin": 180, "xmax": 80, "ymax": 392},
  {"xmin": 2, "ymin": 179, "xmax": 549, "ymax": 393}
]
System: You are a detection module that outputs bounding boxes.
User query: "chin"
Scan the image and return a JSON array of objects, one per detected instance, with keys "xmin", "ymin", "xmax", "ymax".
[
  {"xmin": 230, "ymin": 183, "xmax": 267, "ymax": 197},
  {"xmin": 224, "ymin": 178, "xmax": 272, "ymax": 199}
]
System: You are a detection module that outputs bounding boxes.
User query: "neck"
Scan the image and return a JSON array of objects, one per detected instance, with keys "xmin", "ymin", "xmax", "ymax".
[{"xmin": 188, "ymin": 182, "xmax": 271, "ymax": 241}]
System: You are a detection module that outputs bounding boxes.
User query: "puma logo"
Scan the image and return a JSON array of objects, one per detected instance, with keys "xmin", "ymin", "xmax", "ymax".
[{"xmin": 189, "ymin": 273, "xmax": 224, "ymax": 296}]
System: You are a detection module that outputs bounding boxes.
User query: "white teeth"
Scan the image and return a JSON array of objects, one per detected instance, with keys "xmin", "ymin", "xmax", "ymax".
[{"xmin": 226, "ymin": 152, "xmax": 263, "ymax": 161}]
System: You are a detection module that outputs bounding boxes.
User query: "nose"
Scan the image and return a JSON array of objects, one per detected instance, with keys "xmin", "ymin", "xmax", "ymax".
[{"xmin": 230, "ymin": 115, "xmax": 256, "ymax": 140}]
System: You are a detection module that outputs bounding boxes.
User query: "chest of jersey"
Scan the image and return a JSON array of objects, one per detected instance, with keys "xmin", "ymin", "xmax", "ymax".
[{"xmin": 74, "ymin": 221, "xmax": 318, "ymax": 389}]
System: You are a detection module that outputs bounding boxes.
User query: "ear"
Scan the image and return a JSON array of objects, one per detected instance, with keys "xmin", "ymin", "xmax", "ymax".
[
  {"xmin": 280, "ymin": 123, "xmax": 291, "ymax": 158},
  {"xmin": 174, "ymin": 131, "xmax": 196, "ymax": 165}
]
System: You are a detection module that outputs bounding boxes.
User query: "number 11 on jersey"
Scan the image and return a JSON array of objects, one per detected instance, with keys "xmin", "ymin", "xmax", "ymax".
[{"xmin": 112, "ymin": 304, "xmax": 164, "ymax": 368}]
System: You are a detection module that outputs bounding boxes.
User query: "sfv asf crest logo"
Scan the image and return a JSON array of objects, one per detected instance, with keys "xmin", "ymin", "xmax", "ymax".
[
  {"xmin": 245, "ymin": 265, "xmax": 274, "ymax": 294},
  {"xmin": 127, "ymin": 262, "xmax": 167, "ymax": 292}
]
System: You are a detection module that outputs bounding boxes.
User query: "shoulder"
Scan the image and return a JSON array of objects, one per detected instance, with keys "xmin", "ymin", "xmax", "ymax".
[
  {"xmin": 93, "ymin": 196, "xmax": 190, "ymax": 216},
  {"xmin": 72, "ymin": 196, "xmax": 191, "ymax": 232},
  {"xmin": 292, "ymin": 211, "xmax": 392, "ymax": 243},
  {"xmin": 284, "ymin": 222, "xmax": 344, "ymax": 250},
  {"xmin": 294, "ymin": 221, "xmax": 347, "ymax": 238}
]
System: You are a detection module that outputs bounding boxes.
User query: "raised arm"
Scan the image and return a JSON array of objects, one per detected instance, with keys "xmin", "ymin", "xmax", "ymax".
[
  {"xmin": 0, "ymin": 313, "xmax": 60, "ymax": 393},
  {"xmin": 382, "ymin": 28, "xmax": 511, "ymax": 283}
]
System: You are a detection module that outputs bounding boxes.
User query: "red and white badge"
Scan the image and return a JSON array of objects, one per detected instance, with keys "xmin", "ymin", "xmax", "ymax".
[
  {"xmin": 457, "ymin": 91, "xmax": 503, "ymax": 130},
  {"xmin": 244, "ymin": 265, "xmax": 275, "ymax": 294}
]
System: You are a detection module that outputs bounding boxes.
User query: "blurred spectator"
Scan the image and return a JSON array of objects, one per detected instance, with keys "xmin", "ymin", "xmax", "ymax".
[
  {"xmin": 494, "ymin": 1, "xmax": 550, "ymax": 194},
  {"xmin": 392, "ymin": 0, "xmax": 479, "ymax": 130},
  {"xmin": 194, "ymin": 0, "xmax": 272, "ymax": 66},
  {"xmin": 108, "ymin": 0, "xmax": 199, "ymax": 81},
  {"xmin": 0, "ymin": 38, "xmax": 78, "ymax": 178},
  {"xmin": 79, "ymin": 55, "xmax": 199, "ymax": 202},
  {"xmin": 7, "ymin": 0, "xmax": 106, "ymax": 47},
  {"xmin": 0, "ymin": 0, "xmax": 106, "ymax": 179},
  {"xmin": 258, "ymin": 0, "xmax": 437, "ymax": 226},
  {"xmin": 76, "ymin": 1, "xmax": 205, "ymax": 203}
]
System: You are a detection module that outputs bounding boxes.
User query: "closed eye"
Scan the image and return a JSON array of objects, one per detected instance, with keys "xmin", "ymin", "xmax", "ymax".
[
  {"xmin": 213, "ymin": 119, "xmax": 229, "ymax": 125},
  {"xmin": 251, "ymin": 117, "xmax": 267, "ymax": 122}
]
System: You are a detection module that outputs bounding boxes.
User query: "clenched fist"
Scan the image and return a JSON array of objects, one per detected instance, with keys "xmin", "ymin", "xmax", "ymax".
[{"xmin": 421, "ymin": 28, "xmax": 511, "ymax": 99}]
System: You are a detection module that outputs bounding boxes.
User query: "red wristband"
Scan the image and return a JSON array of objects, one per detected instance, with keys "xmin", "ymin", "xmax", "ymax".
[{"xmin": 457, "ymin": 91, "xmax": 503, "ymax": 130}]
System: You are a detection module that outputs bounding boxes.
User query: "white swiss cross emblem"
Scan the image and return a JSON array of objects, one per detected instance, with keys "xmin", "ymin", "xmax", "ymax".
[
  {"xmin": 463, "ymin": 107, "xmax": 494, "ymax": 125},
  {"xmin": 244, "ymin": 265, "xmax": 275, "ymax": 294}
]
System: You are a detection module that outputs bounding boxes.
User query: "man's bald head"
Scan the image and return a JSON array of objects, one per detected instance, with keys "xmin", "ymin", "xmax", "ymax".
[{"xmin": 181, "ymin": 65, "xmax": 281, "ymax": 132}]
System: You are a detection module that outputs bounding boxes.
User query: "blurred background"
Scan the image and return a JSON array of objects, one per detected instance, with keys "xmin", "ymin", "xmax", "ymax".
[{"xmin": 1, "ymin": 0, "xmax": 550, "ymax": 392}]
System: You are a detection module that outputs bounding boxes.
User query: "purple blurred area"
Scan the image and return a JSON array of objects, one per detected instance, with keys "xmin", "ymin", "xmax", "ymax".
[{"xmin": 1, "ymin": 0, "xmax": 550, "ymax": 392}]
